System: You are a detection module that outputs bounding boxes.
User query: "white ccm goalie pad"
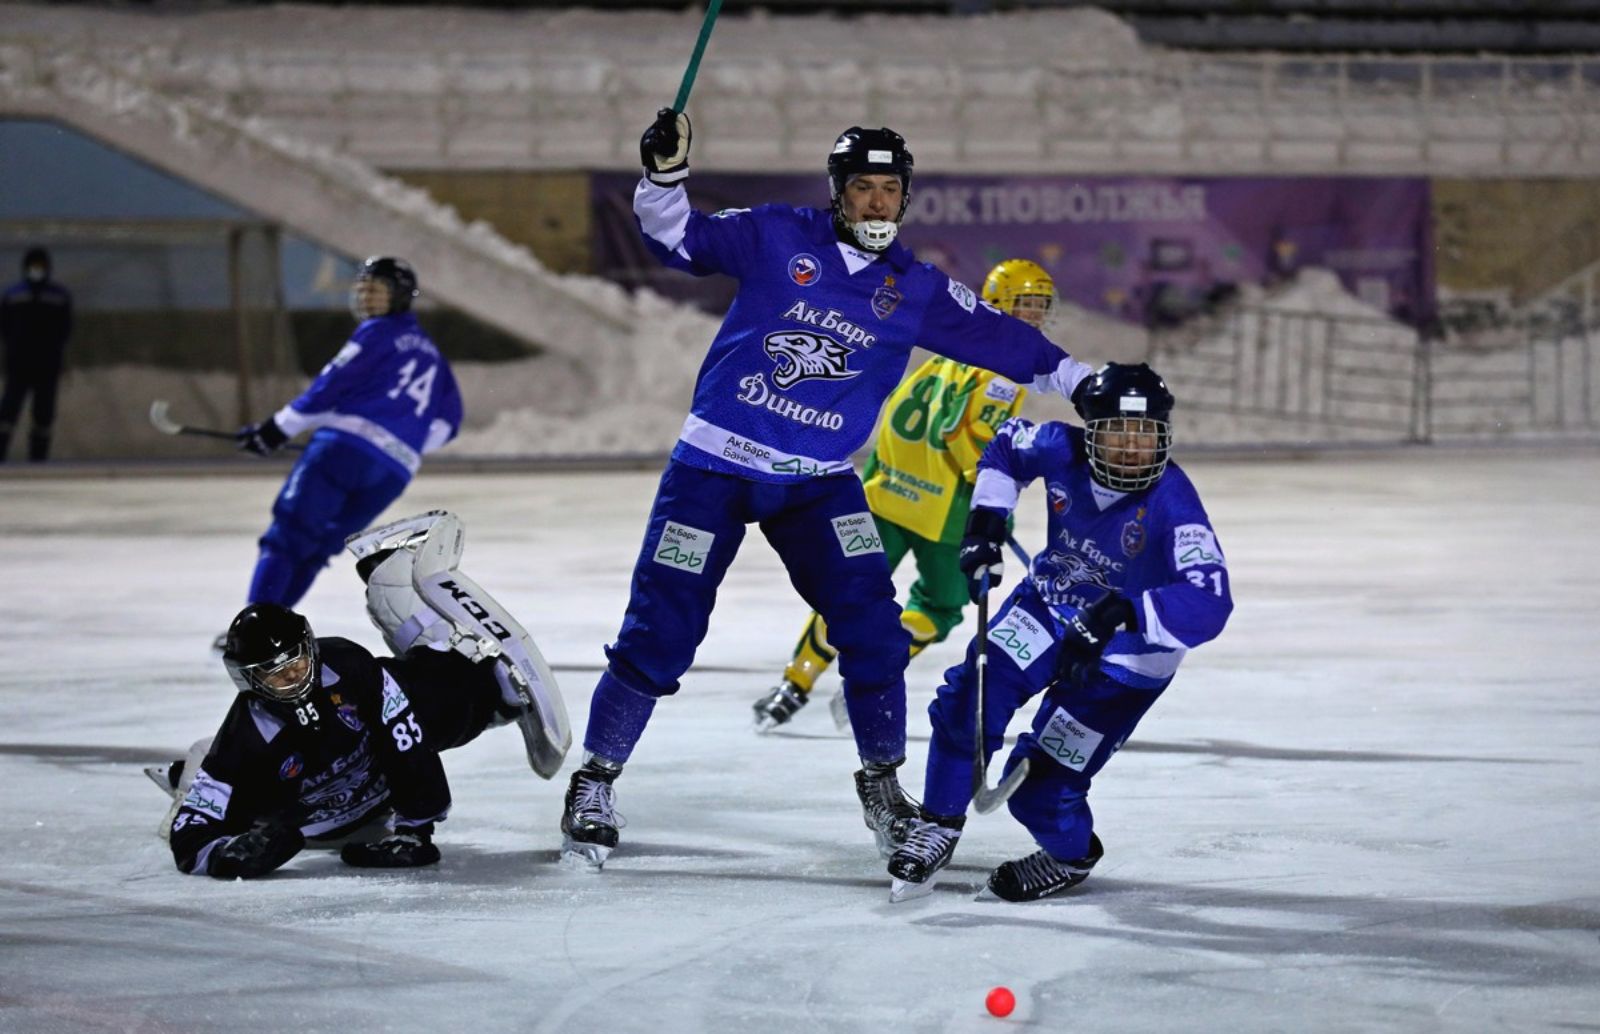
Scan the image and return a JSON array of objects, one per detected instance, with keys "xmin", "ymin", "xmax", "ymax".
[{"xmin": 346, "ymin": 511, "xmax": 572, "ymax": 779}]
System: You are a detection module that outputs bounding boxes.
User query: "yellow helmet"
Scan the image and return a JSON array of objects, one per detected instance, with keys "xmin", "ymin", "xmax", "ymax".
[{"xmin": 982, "ymin": 259, "xmax": 1056, "ymax": 328}]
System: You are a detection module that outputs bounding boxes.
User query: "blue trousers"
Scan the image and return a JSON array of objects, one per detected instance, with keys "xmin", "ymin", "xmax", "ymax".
[
  {"xmin": 922, "ymin": 581, "xmax": 1167, "ymax": 861},
  {"xmin": 249, "ymin": 433, "xmax": 410, "ymax": 609},
  {"xmin": 586, "ymin": 460, "xmax": 911, "ymax": 765}
]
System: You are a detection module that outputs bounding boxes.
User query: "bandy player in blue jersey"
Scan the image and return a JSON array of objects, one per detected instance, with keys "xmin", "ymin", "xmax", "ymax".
[
  {"xmin": 231, "ymin": 257, "xmax": 463, "ymax": 622},
  {"xmin": 885, "ymin": 364, "xmax": 1233, "ymax": 903},
  {"xmin": 558, "ymin": 109, "xmax": 1098, "ymax": 871}
]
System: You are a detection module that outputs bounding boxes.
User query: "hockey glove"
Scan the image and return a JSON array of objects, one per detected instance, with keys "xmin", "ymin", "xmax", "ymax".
[
  {"xmin": 640, "ymin": 107, "xmax": 691, "ymax": 185},
  {"xmin": 207, "ymin": 815, "xmax": 305, "ymax": 879},
  {"xmin": 341, "ymin": 823, "xmax": 441, "ymax": 869},
  {"xmin": 1054, "ymin": 591, "xmax": 1138, "ymax": 688},
  {"xmin": 235, "ymin": 417, "xmax": 288, "ymax": 457},
  {"xmin": 958, "ymin": 507, "xmax": 1009, "ymax": 604}
]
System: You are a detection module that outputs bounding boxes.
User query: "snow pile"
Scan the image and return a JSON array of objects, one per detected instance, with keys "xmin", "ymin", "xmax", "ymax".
[{"xmin": 449, "ymin": 290, "xmax": 718, "ymax": 458}]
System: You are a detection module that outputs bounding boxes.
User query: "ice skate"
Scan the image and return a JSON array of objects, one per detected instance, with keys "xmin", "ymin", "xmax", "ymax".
[
  {"xmin": 752, "ymin": 681, "xmax": 808, "ymax": 732},
  {"xmin": 560, "ymin": 762, "xmax": 624, "ymax": 871},
  {"xmin": 887, "ymin": 813, "xmax": 965, "ymax": 902},
  {"xmin": 853, "ymin": 758, "xmax": 919, "ymax": 859},
  {"xmin": 985, "ymin": 834, "xmax": 1104, "ymax": 902}
]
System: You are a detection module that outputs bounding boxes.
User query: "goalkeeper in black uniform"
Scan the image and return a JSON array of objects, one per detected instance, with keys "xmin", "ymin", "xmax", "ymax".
[{"xmin": 161, "ymin": 511, "xmax": 571, "ymax": 878}]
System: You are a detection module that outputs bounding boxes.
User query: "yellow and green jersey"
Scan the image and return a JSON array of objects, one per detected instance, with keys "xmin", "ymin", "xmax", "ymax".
[{"xmin": 862, "ymin": 355, "xmax": 1027, "ymax": 545}]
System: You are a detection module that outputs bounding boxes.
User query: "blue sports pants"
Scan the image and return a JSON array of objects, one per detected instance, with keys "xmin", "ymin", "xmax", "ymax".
[
  {"xmin": 922, "ymin": 581, "xmax": 1167, "ymax": 861},
  {"xmin": 586, "ymin": 460, "xmax": 911, "ymax": 765},
  {"xmin": 249, "ymin": 433, "xmax": 410, "ymax": 609}
]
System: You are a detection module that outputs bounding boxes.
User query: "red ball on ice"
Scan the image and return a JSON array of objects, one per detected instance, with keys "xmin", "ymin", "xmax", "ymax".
[{"xmin": 985, "ymin": 986, "xmax": 1015, "ymax": 1017}]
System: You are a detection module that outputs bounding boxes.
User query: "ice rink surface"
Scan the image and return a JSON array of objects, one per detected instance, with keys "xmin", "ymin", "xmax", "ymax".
[{"xmin": 3, "ymin": 447, "xmax": 1598, "ymax": 1033}]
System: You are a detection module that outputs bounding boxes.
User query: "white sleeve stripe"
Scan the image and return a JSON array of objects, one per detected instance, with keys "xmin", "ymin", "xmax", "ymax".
[
  {"xmin": 1104, "ymin": 648, "xmax": 1185, "ymax": 679},
  {"xmin": 1032, "ymin": 356, "xmax": 1095, "ymax": 400},
  {"xmin": 422, "ymin": 418, "xmax": 454, "ymax": 453},
  {"xmin": 193, "ymin": 836, "xmax": 228, "ymax": 874},
  {"xmin": 973, "ymin": 467, "xmax": 1022, "ymax": 512},
  {"xmin": 274, "ymin": 404, "xmax": 316, "ymax": 437},
  {"xmin": 1141, "ymin": 592, "xmax": 1189, "ymax": 649},
  {"xmin": 634, "ymin": 177, "xmax": 692, "ymax": 254},
  {"xmin": 395, "ymin": 807, "xmax": 450, "ymax": 829}
]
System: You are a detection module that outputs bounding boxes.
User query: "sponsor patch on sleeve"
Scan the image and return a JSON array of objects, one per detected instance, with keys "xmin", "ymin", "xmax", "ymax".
[
  {"xmin": 830, "ymin": 512, "xmax": 884, "ymax": 557},
  {"xmin": 380, "ymin": 670, "xmax": 411, "ymax": 723},
  {"xmin": 947, "ymin": 278, "xmax": 977, "ymax": 313},
  {"xmin": 986, "ymin": 603, "xmax": 1052, "ymax": 671},
  {"xmin": 984, "ymin": 378, "xmax": 1019, "ymax": 404},
  {"xmin": 654, "ymin": 520, "xmax": 715, "ymax": 574},
  {"xmin": 183, "ymin": 770, "xmax": 231, "ymax": 821},
  {"xmin": 1173, "ymin": 524, "xmax": 1225, "ymax": 570},
  {"xmin": 1039, "ymin": 706, "xmax": 1105, "ymax": 772}
]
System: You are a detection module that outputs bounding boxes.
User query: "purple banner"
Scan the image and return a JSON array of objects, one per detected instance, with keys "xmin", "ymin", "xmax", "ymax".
[{"xmin": 593, "ymin": 172, "xmax": 1435, "ymax": 328}]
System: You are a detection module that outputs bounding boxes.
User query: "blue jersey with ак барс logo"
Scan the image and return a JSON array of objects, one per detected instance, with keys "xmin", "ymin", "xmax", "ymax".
[
  {"xmin": 634, "ymin": 178, "xmax": 1092, "ymax": 483},
  {"xmin": 974, "ymin": 419, "xmax": 1233, "ymax": 690},
  {"xmin": 272, "ymin": 310, "xmax": 463, "ymax": 476}
]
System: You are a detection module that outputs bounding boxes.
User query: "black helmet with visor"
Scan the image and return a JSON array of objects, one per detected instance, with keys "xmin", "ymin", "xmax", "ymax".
[{"xmin": 222, "ymin": 603, "xmax": 320, "ymax": 704}]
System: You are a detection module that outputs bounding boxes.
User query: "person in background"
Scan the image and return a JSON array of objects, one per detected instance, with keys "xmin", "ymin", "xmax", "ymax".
[
  {"xmin": 227, "ymin": 257, "xmax": 462, "ymax": 640},
  {"xmin": 0, "ymin": 246, "xmax": 73, "ymax": 462}
]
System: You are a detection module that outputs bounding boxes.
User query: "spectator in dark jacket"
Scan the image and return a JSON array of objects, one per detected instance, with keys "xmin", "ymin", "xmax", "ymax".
[{"xmin": 0, "ymin": 247, "xmax": 73, "ymax": 462}]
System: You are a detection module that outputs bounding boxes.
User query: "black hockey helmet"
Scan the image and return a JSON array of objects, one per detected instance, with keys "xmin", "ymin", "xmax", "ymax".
[
  {"xmin": 353, "ymin": 255, "xmax": 418, "ymax": 316},
  {"xmin": 1074, "ymin": 363, "xmax": 1175, "ymax": 492},
  {"xmin": 222, "ymin": 603, "xmax": 320, "ymax": 704},
  {"xmin": 827, "ymin": 127, "xmax": 914, "ymax": 214}
]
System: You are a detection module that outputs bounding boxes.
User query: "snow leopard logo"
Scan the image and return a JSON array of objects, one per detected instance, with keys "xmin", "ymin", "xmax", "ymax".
[
  {"xmin": 1043, "ymin": 549, "xmax": 1113, "ymax": 600},
  {"xmin": 763, "ymin": 331, "xmax": 861, "ymax": 390}
]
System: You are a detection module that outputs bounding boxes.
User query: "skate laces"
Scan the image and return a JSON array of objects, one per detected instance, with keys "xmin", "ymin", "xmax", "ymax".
[
  {"xmin": 898, "ymin": 820, "xmax": 960, "ymax": 865},
  {"xmin": 1011, "ymin": 849, "xmax": 1073, "ymax": 891},
  {"xmin": 571, "ymin": 773, "xmax": 626, "ymax": 829},
  {"xmin": 859, "ymin": 768, "xmax": 920, "ymax": 822}
]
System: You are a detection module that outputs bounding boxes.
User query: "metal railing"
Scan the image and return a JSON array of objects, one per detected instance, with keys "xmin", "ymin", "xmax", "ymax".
[{"xmin": 1150, "ymin": 306, "xmax": 1600, "ymax": 445}]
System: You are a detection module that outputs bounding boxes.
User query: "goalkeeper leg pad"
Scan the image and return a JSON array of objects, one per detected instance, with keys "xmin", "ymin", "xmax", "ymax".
[{"xmin": 346, "ymin": 511, "xmax": 571, "ymax": 778}]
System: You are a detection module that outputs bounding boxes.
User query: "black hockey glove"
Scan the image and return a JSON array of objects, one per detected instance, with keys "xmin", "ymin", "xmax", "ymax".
[
  {"xmin": 1054, "ymin": 592, "xmax": 1138, "ymax": 688},
  {"xmin": 958, "ymin": 507, "xmax": 1010, "ymax": 604},
  {"xmin": 207, "ymin": 815, "xmax": 305, "ymax": 879},
  {"xmin": 640, "ymin": 107, "xmax": 691, "ymax": 185},
  {"xmin": 341, "ymin": 823, "xmax": 441, "ymax": 869},
  {"xmin": 235, "ymin": 417, "xmax": 288, "ymax": 457}
]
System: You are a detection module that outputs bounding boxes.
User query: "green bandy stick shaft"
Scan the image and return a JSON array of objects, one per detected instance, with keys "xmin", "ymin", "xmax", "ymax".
[{"xmin": 672, "ymin": 0, "xmax": 724, "ymax": 112}]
